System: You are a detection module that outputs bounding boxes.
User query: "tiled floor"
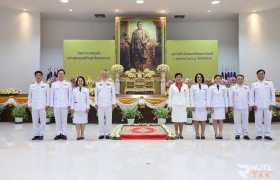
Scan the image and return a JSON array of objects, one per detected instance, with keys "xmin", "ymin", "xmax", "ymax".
[{"xmin": 0, "ymin": 122, "xmax": 279, "ymax": 180}]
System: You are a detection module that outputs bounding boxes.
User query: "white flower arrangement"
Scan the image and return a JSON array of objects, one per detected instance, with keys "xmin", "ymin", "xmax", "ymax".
[
  {"xmin": 111, "ymin": 124, "xmax": 124, "ymax": 140},
  {"xmin": 0, "ymin": 88, "xmax": 22, "ymax": 95},
  {"xmin": 125, "ymin": 68, "xmax": 138, "ymax": 78},
  {"xmin": 156, "ymin": 64, "xmax": 169, "ymax": 73},
  {"xmin": 161, "ymin": 124, "xmax": 177, "ymax": 140},
  {"xmin": 144, "ymin": 70, "xmax": 155, "ymax": 78},
  {"xmin": 111, "ymin": 64, "xmax": 124, "ymax": 74}
]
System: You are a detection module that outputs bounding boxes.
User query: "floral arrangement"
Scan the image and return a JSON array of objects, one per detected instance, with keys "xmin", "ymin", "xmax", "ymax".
[
  {"xmin": 204, "ymin": 78, "xmax": 213, "ymax": 86},
  {"xmin": 221, "ymin": 77, "xmax": 236, "ymax": 88},
  {"xmin": 144, "ymin": 68, "xmax": 155, "ymax": 78},
  {"xmin": 185, "ymin": 78, "xmax": 195, "ymax": 88},
  {"xmin": 272, "ymin": 108, "xmax": 280, "ymax": 118},
  {"xmin": 46, "ymin": 76, "xmax": 57, "ymax": 86},
  {"xmin": 0, "ymin": 88, "xmax": 22, "ymax": 95},
  {"xmin": 89, "ymin": 88, "xmax": 95, "ymax": 96},
  {"xmin": 156, "ymin": 64, "xmax": 169, "ymax": 73},
  {"xmin": 70, "ymin": 77, "xmax": 77, "ymax": 86},
  {"xmin": 111, "ymin": 64, "xmax": 124, "ymax": 74},
  {"xmin": 153, "ymin": 106, "xmax": 169, "ymax": 119},
  {"xmin": 125, "ymin": 68, "xmax": 137, "ymax": 78},
  {"xmin": 111, "ymin": 124, "xmax": 176, "ymax": 140},
  {"xmin": 227, "ymin": 111, "xmax": 234, "ymax": 119}
]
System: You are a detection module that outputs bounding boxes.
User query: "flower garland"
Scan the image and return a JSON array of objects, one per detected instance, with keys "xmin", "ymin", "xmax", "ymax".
[{"xmin": 0, "ymin": 88, "xmax": 22, "ymax": 95}]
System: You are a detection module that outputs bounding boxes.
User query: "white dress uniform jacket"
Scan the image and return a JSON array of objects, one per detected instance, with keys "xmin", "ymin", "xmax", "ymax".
[
  {"xmin": 249, "ymin": 80, "xmax": 275, "ymax": 108},
  {"xmin": 168, "ymin": 83, "xmax": 190, "ymax": 108},
  {"xmin": 207, "ymin": 84, "xmax": 228, "ymax": 108},
  {"xmin": 50, "ymin": 80, "xmax": 72, "ymax": 108},
  {"xmin": 95, "ymin": 80, "xmax": 116, "ymax": 107},
  {"xmin": 190, "ymin": 84, "xmax": 208, "ymax": 108},
  {"xmin": 28, "ymin": 81, "xmax": 50, "ymax": 109},
  {"xmin": 229, "ymin": 84, "xmax": 250, "ymax": 110},
  {"xmin": 71, "ymin": 87, "xmax": 90, "ymax": 112}
]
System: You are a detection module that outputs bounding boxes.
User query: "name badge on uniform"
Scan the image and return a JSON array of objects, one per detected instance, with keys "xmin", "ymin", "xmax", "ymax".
[
  {"xmin": 106, "ymin": 83, "xmax": 110, "ymax": 86},
  {"xmin": 41, "ymin": 86, "xmax": 45, "ymax": 88},
  {"xmin": 99, "ymin": 84, "xmax": 102, "ymax": 86}
]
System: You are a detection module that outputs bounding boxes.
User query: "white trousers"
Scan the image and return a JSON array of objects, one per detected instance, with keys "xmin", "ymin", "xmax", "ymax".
[
  {"xmin": 233, "ymin": 109, "xmax": 249, "ymax": 136},
  {"xmin": 54, "ymin": 107, "xmax": 68, "ymax": 135},
  {"xmin": 98, "ymin": 107, "xmax": 112, "ymax": 136},
  {"xmin": 254, "ymin": 108, "xmax": 272, "ymax": 136},
  {"xmin": 32, "ymin": 109, "xmax": 46, "ymax": 136}
]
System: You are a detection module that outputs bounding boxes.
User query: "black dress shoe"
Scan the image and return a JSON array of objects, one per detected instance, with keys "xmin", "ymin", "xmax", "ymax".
[
  {"xmin": 264, "ymin": 136, "xmax": 273, "ymax": 140},
  {"xmin": 98, "ymin": 135, "xmax": 105, "ymax": 139},
  {"xmin": 243, "ymin": 136, "xmax": 250, "ymax": 140},
  {"xmin": 77, "ymin": 137, "xmax": 81, "ymax": 140},
  {"xmin": 255, "ymin": 136, "xmax": 262, "ymax": 140},
  {"xmin": 105, "ymin": 135, "xmax": 110, "ymax": 139},
  {"xmin": 32, "ymin": 136, "xmax": 39, "ymax": 140},
  {"xmin": 235, "ymin": 135, "xmax": 240, "ymax": 140},
  {"xmin": 54, "ymin": 135, "xmax": 61, "ymax": 140},
  {"xmin": 80, "ymin": 137, "xmax": 84, "ymax": 140},
  {"xmin": 215, "ymin": 135, "xmax": 219, "ymax": 139},
  {"xmin": 219, "ymin": 136, "xmax": 223, "ymax": 139},
  {"xmin": 179, "ymin": 136, "xmax": 184, "ymax": 139},
  {"xmin": 196, "ymin": 136, "xmax": 200, "ymax": 139},
  {"xmin": 61, "ymin": 135, "xmax": 67, "ymax": 140},
  {"xmin": 38, "ymin": 136, "xmax": 44, "ymax": 140},
  {"xmin": 201, "ymin": 136, "xmax": 205, "ymax": 139}
]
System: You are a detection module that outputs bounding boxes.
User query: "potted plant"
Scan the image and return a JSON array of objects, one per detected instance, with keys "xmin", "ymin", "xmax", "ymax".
[
  {"xmin": 121, "ymin": 106, "xmax": 143, "ymax": 124},
  {"xmin": 11, "ymin": 105, "xmax": 28, "ymax": 123},
  {"xmin": 46, "ymin": 108, "xmax": 54, "ymax": 124},
  {"xmin": 186, "ymin": 109, "xmax": 193, "ymax": 125},
  {"xmin": 153, "ymin": 106, "xmax": 169, "ymax": 124},
  {"xmin": 0, "ymin": 105, "xmax": 6, "ymax": 121}
]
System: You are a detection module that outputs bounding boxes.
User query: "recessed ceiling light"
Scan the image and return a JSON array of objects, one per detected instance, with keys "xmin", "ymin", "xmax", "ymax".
[
  {"xmin": 69, "ymin": 9, "xmax": 73, "ymax": 12},
  {"xmin": 136, "ymin": 0, "xmax": 144, "ymax": 4},
  {"xmin": 60, "ymin": 0, "xmax": 69, "ymax": 3},
  {"xmin": 115, "ymin": 9, "xmax": 119, "ymax": 12},
  {"xmin": 211, "ymin": 1, "xmax": 220, "ymax": 5},
  {"xmin": 161, "ymin": 10, "xmax": 165, "ymax": 13},
  {"xmin": 252, "ymin": 10, "xmax": 257, "ymax": 13},
  {"xmin": 23, "ymin": 9, "xmax": 27, "ymax": 11},
  {"xmin": 208, "ymin": 10, "xmax": 211, "ymax": 13}
]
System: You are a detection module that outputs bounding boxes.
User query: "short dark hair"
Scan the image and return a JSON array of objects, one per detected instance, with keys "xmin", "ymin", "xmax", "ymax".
[
  {"xmin": 57, "ymin": 69, "xmax": 65, "ymax": 75},
  {"xmin": 236, "ymin": 74, "xmax": 244, "ymax": 79},
  {"xmin": 75, "ymin": 76, "xmax": 86, "ymax": 87},
  {"xmin": 34, "ymin": 71, "xmax": 43, "ymax": 76},
  {"xmin": 175, "ymin": 73, "xmax": 183, "ymax": 78},
  {"xmin": 256, "ymin": 69, "xmax": 265, "ymax": 74},
  {"xmin": 214, "ymin": 74, "xmax": 222, "ymax": 79},
  {"xmin": 194, "ymin": 73, "xmax": 204, "ymax": 83}
]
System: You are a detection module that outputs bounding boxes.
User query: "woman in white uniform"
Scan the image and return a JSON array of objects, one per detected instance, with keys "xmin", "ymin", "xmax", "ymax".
[
  {"xmin": 71, "ymin": 76, "xmax": 90, "ymax": 140},
  {"xmin": 168, "ymin": 73, "xmax": 190, "ymax": 139},
  {"xmin": 207, "ymin": 75, "xmax": 228, "ymax": 139},
  {"xmin": 190, "ymin": 73, "xmax": 208, "ymax": 139}
]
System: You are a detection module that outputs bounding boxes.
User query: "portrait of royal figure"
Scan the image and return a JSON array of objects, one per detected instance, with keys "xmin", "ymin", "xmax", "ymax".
[{"xmin": 116, "ymin": 17, "xmax": 166, "ymax": 71}]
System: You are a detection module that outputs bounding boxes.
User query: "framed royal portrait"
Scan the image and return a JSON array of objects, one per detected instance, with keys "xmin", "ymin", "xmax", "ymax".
[{"xmin": 115, "ymin": 17, "xmax": 166, "ymax": 71}]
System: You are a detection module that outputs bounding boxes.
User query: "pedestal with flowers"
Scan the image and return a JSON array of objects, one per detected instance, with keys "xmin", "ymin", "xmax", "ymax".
[
  {"xmin": 111, "ymin": 64, "xmax": 124, "ymax": 94},
  {"xmin": 156, "ymin": 64, "xmax": 169, "ymax": 95}
]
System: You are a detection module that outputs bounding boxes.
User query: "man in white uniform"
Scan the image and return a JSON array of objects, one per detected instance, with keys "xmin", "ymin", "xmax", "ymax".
[
  {"xmin": 50, "ymin": 69, "xmax": 72, "ymax": 140},
  {"xmin": 229, "ymin": 75, "xmax": 251, "ymax": 140},
  {"xmin": 95, "ymin": 69, "xmax": 116, "ymax": 139},
  {"xmin": 28, "ymin": 71, "xmax": 49, "ymax": 140},
  {"xmin": 250, "ymin": 69, "xmax": 275, "ymax": 140}
]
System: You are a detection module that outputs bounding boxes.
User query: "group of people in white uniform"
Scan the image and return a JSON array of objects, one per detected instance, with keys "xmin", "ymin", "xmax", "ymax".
[
  {"xmin": 168, "ymin": 69, "xmax": 275, "ymax": 140},
  {"xmin": 28, "ymin": 68, "xmax": 116, "ymax": 140},
  {"xmin": 28, "ymin": 68, "xmax": 275, "ymax": 141}
]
